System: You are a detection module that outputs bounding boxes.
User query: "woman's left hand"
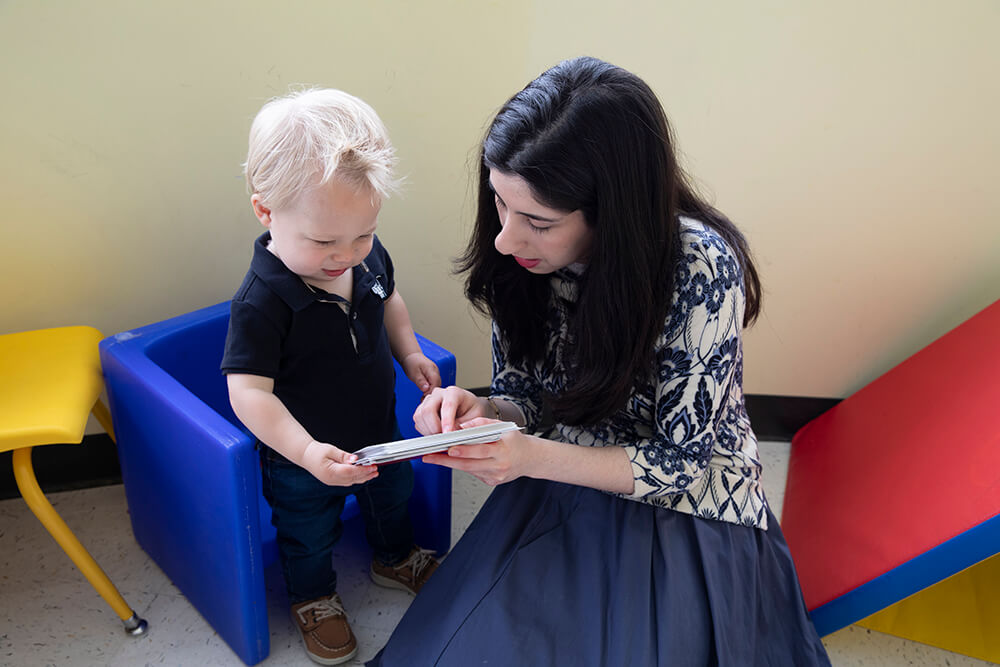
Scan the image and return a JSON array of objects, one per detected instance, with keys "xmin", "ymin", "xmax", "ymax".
[{"xmin": 421, "ymin": 417, "xmax": 534, "ymax": 486}]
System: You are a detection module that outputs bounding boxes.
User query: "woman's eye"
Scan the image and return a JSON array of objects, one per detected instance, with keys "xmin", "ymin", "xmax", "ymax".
[
  {"xmin": 494, "ymin": 195, "xmax": 506, "ymax": 209},
  {"xmin": 528, "ymin": 221, "xmax": 550, "ymax": 234}
]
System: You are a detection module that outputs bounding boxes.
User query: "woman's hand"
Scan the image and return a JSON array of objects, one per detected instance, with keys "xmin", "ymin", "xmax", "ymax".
[
  {"xmin": 419, "ymin": 412, "xmax": 636, "ymax": 494},
  {"xmin": 413, "ymin": 386, "xmax": 488, "ymax": 434},
  {"xmin": 400, "ymin": 352, "xmax": 441, "ymax": 396},
  {"xmin": 421, "ymin": 417, "xmax": 534, "ymax": 486}
]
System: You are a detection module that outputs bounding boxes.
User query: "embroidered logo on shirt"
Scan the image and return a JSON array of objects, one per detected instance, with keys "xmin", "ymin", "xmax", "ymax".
[{"xmin": 361, "ymin": 260, "xmax": 388, "ymax": 300}]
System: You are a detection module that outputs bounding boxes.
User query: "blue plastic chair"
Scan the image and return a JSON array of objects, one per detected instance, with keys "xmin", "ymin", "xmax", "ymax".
[{"xmin": 99, "ymin": 301, "xmax": 455, "ymax": 665}]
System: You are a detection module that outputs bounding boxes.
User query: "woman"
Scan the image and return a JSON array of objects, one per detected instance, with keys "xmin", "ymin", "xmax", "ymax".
[{"xmin": 370, "ymin": 56, "xmax": 829, "ymax": 666}]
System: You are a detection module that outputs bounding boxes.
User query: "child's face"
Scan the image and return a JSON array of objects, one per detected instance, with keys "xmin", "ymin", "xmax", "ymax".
[
  {"xmin": 489, "ymin": 169, "xmax": 592, "ymax": 274},
  {"xmin": 252, "ymin": 177, "xmax": 379, "ymax": 289}
]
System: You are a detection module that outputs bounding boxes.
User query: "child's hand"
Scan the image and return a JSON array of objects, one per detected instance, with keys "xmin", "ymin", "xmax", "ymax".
[
  {"xmin": 401, "ymin": 352, "xmax": 441, "ymax": 396},
  {"xmin": 300, "ymin": 440, "xmax": 378, "ymax": 486}
]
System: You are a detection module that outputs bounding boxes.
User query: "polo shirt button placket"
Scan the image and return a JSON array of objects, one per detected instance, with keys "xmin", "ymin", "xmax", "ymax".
[{"xmin": 346, "ymin": 308, "xmax": 361, "ymax": 355}]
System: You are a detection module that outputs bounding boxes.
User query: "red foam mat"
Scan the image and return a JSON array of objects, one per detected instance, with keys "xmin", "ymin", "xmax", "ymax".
[{"xmin": 782, "ymin": 299, "xmax": 1000, "ymax": 611}]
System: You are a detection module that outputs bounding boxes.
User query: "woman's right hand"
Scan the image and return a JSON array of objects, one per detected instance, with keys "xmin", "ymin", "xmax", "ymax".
[{"xmin": 413, "ymin": 386, "xmax": 488, "ymax": 435}]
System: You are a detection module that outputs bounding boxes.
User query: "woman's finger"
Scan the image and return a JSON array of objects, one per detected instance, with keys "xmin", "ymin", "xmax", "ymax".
[
  {"xmin": 439, "ymin": 390, "xmax": 462, "ymax": 433},
  {"xmin": 420, "ymin": 452, "xmax": 467, "ymax": 469},
  {"xmin": 421, "ymin": 451, "xmax": 507, "ymax": 487},
  {"xmin": 458, "ymin": 417, "xmax": 495, "ymax": 429},
  {"xmin": 448, "ymin": 442, "xmax": 502, "ymax": 459},
  {"xmin": 414, "ymin": 390, "xmax": 443, "ymax": 435},
  {"xmin": 422, "ymin": 441, "xmax": 501, "ymax": 468}
]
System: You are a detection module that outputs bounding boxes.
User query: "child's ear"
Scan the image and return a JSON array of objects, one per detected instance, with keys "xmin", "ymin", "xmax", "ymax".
[{"xmin": 250, "ymin": 194, "xmax": 272, "ymax": 228}]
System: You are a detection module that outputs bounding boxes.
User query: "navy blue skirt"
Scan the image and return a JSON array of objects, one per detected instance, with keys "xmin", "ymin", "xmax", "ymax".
[{"xmin": 369, "ymin": 477, "xmax": 829, "ymax": 666}]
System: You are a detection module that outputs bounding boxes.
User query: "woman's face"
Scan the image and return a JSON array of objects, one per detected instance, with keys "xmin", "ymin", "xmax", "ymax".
[{"xmin": 489, "ymin": 169, "xmax": 593, "ymax": 274}]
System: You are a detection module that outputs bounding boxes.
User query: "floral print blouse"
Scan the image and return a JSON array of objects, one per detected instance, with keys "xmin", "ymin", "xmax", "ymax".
[{"xmin": 490, "ymin": 218, "xmax": 768, "ymax": 529}]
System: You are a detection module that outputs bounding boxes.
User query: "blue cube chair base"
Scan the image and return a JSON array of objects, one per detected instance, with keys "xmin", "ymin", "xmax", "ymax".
[{"xmin": 99, "ymin": 301, "xmax": 455, "ymax": 666}]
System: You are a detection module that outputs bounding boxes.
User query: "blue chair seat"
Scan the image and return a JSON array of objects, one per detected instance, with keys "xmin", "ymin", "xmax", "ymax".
[{"xmin": 99, "ymin": 301, "xmax": 455, "ymax": 665}]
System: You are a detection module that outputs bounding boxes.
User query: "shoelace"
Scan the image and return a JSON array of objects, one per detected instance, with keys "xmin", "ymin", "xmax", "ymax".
[
  {"xmin": 398, "ymin": 547, "xmax": 436, "ymax": 578},
  {"xmin": 297, "ymin": 595, "xmax": 346, "ymax": 624}
]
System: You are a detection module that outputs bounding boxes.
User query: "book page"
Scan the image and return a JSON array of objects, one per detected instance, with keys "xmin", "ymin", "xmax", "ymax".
[{"xmin": 352, "ymin": 422, "xmax": 521, "ymax": 465}]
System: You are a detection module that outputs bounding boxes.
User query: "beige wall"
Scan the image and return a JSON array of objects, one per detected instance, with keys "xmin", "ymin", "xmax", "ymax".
[{"xmin": 2, "ymin": 2, "xmax": 997, "ymax": 420}]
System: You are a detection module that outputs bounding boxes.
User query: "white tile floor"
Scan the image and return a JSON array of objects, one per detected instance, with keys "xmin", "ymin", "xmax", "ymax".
[{"xmin": 0, "ymin": 440, "xmax": 992, "ymax": 666}]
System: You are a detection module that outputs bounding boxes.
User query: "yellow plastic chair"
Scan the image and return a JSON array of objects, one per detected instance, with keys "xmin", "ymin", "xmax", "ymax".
[{"xmin": 0, "ymin": 326, "xmax": 147, "ymax": 636}]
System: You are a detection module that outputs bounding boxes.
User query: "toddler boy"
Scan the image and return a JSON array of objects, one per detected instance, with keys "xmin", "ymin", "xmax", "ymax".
[{"xmin": 222, "ymin": 88, "xmax": 440, "ymax": 665}]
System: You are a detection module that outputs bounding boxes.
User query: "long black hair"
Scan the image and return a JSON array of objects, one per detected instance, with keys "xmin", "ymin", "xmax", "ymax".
[{"xmin": 458, "ymin": 57, "xmax": 761, "ymax": 426}]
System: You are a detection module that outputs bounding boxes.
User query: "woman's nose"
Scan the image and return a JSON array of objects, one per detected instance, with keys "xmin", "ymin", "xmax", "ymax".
[{"xmin": 494, "ymin": 216, "xmax": 519, "ymax": 256}]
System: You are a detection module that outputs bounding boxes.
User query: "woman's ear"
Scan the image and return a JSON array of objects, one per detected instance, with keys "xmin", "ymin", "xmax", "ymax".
[{"xmin": 250, "ymin": 194, "xmax": 272, "ymax": 228}]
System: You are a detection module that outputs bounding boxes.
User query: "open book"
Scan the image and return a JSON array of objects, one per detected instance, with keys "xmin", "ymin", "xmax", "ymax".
[{"xmin": 352, "ymin": 421, "xmax": 521, "ymax": 466}]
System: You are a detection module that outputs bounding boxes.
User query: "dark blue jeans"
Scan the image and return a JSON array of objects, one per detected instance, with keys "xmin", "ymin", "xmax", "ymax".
[{"xmin": 260, "ymin": 446, "xmax": 415, "ymax": 604}]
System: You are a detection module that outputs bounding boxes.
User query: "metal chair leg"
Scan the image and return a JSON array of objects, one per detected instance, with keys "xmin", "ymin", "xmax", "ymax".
[{"xmin": 12, "ymin": 447, "xmax": 148, "ymax": 636}]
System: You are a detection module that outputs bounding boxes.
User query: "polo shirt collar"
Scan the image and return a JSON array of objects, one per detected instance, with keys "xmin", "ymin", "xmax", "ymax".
[{"xmin": 250, "ymin": 232, "xmax": 338, "ymax": 312}]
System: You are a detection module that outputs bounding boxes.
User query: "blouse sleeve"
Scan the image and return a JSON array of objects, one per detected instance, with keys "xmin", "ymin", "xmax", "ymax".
[
  {"xmin": 488, "ymin": 322, "xmax": 545, "ymax": 430},
  {"xmin": 622, "ymin": 230, "xmax": 747, "ymax": 501}
]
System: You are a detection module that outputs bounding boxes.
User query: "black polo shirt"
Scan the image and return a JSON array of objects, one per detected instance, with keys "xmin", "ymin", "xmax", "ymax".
[{"xmin": 221, "ymin": 232, "xmax": 397, "ymax": 453}]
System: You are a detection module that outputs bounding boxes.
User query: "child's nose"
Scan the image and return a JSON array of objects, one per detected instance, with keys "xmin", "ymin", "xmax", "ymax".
[{"xmin": 329, "ymin": 248, "xmax": 353, "ymax": 263}]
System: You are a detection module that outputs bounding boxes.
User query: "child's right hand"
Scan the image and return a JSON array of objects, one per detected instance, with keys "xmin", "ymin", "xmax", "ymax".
[{"xmin": 300, "ymin": 440, "xmax": 378, "ymax": 486}]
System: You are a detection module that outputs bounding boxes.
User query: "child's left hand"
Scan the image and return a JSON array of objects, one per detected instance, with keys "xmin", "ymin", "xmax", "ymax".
[{"xmin": 401, "ymin": 352, "xmax": 441, "ymax": 396}]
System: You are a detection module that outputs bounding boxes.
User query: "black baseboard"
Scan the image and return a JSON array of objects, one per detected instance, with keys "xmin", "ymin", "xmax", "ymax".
[
  {"xmin": 0, "ymin": 433, "xmax": 121, "ymax": 500},
  {"xmin": 744, "ymin": 394, "xmax": 841, "ymax": 441},
  {"xmin": 0, "ymin": 394, "xmax": 840, "ymax": 500}
]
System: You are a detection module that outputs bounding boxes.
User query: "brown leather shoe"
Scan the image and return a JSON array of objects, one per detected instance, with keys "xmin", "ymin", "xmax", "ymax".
[
  {"xmin": 370, "ymin": 546, "xmax": 439, "ymax": 594},
  {"xmin": 290, "ymin": 593, "xmax": 358, "ymax": 665}
]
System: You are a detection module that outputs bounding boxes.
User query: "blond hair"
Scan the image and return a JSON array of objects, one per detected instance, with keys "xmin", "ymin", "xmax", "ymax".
[{"xmin": 244, "ymin": 88, "xmax": 398, "ymax": 209}]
